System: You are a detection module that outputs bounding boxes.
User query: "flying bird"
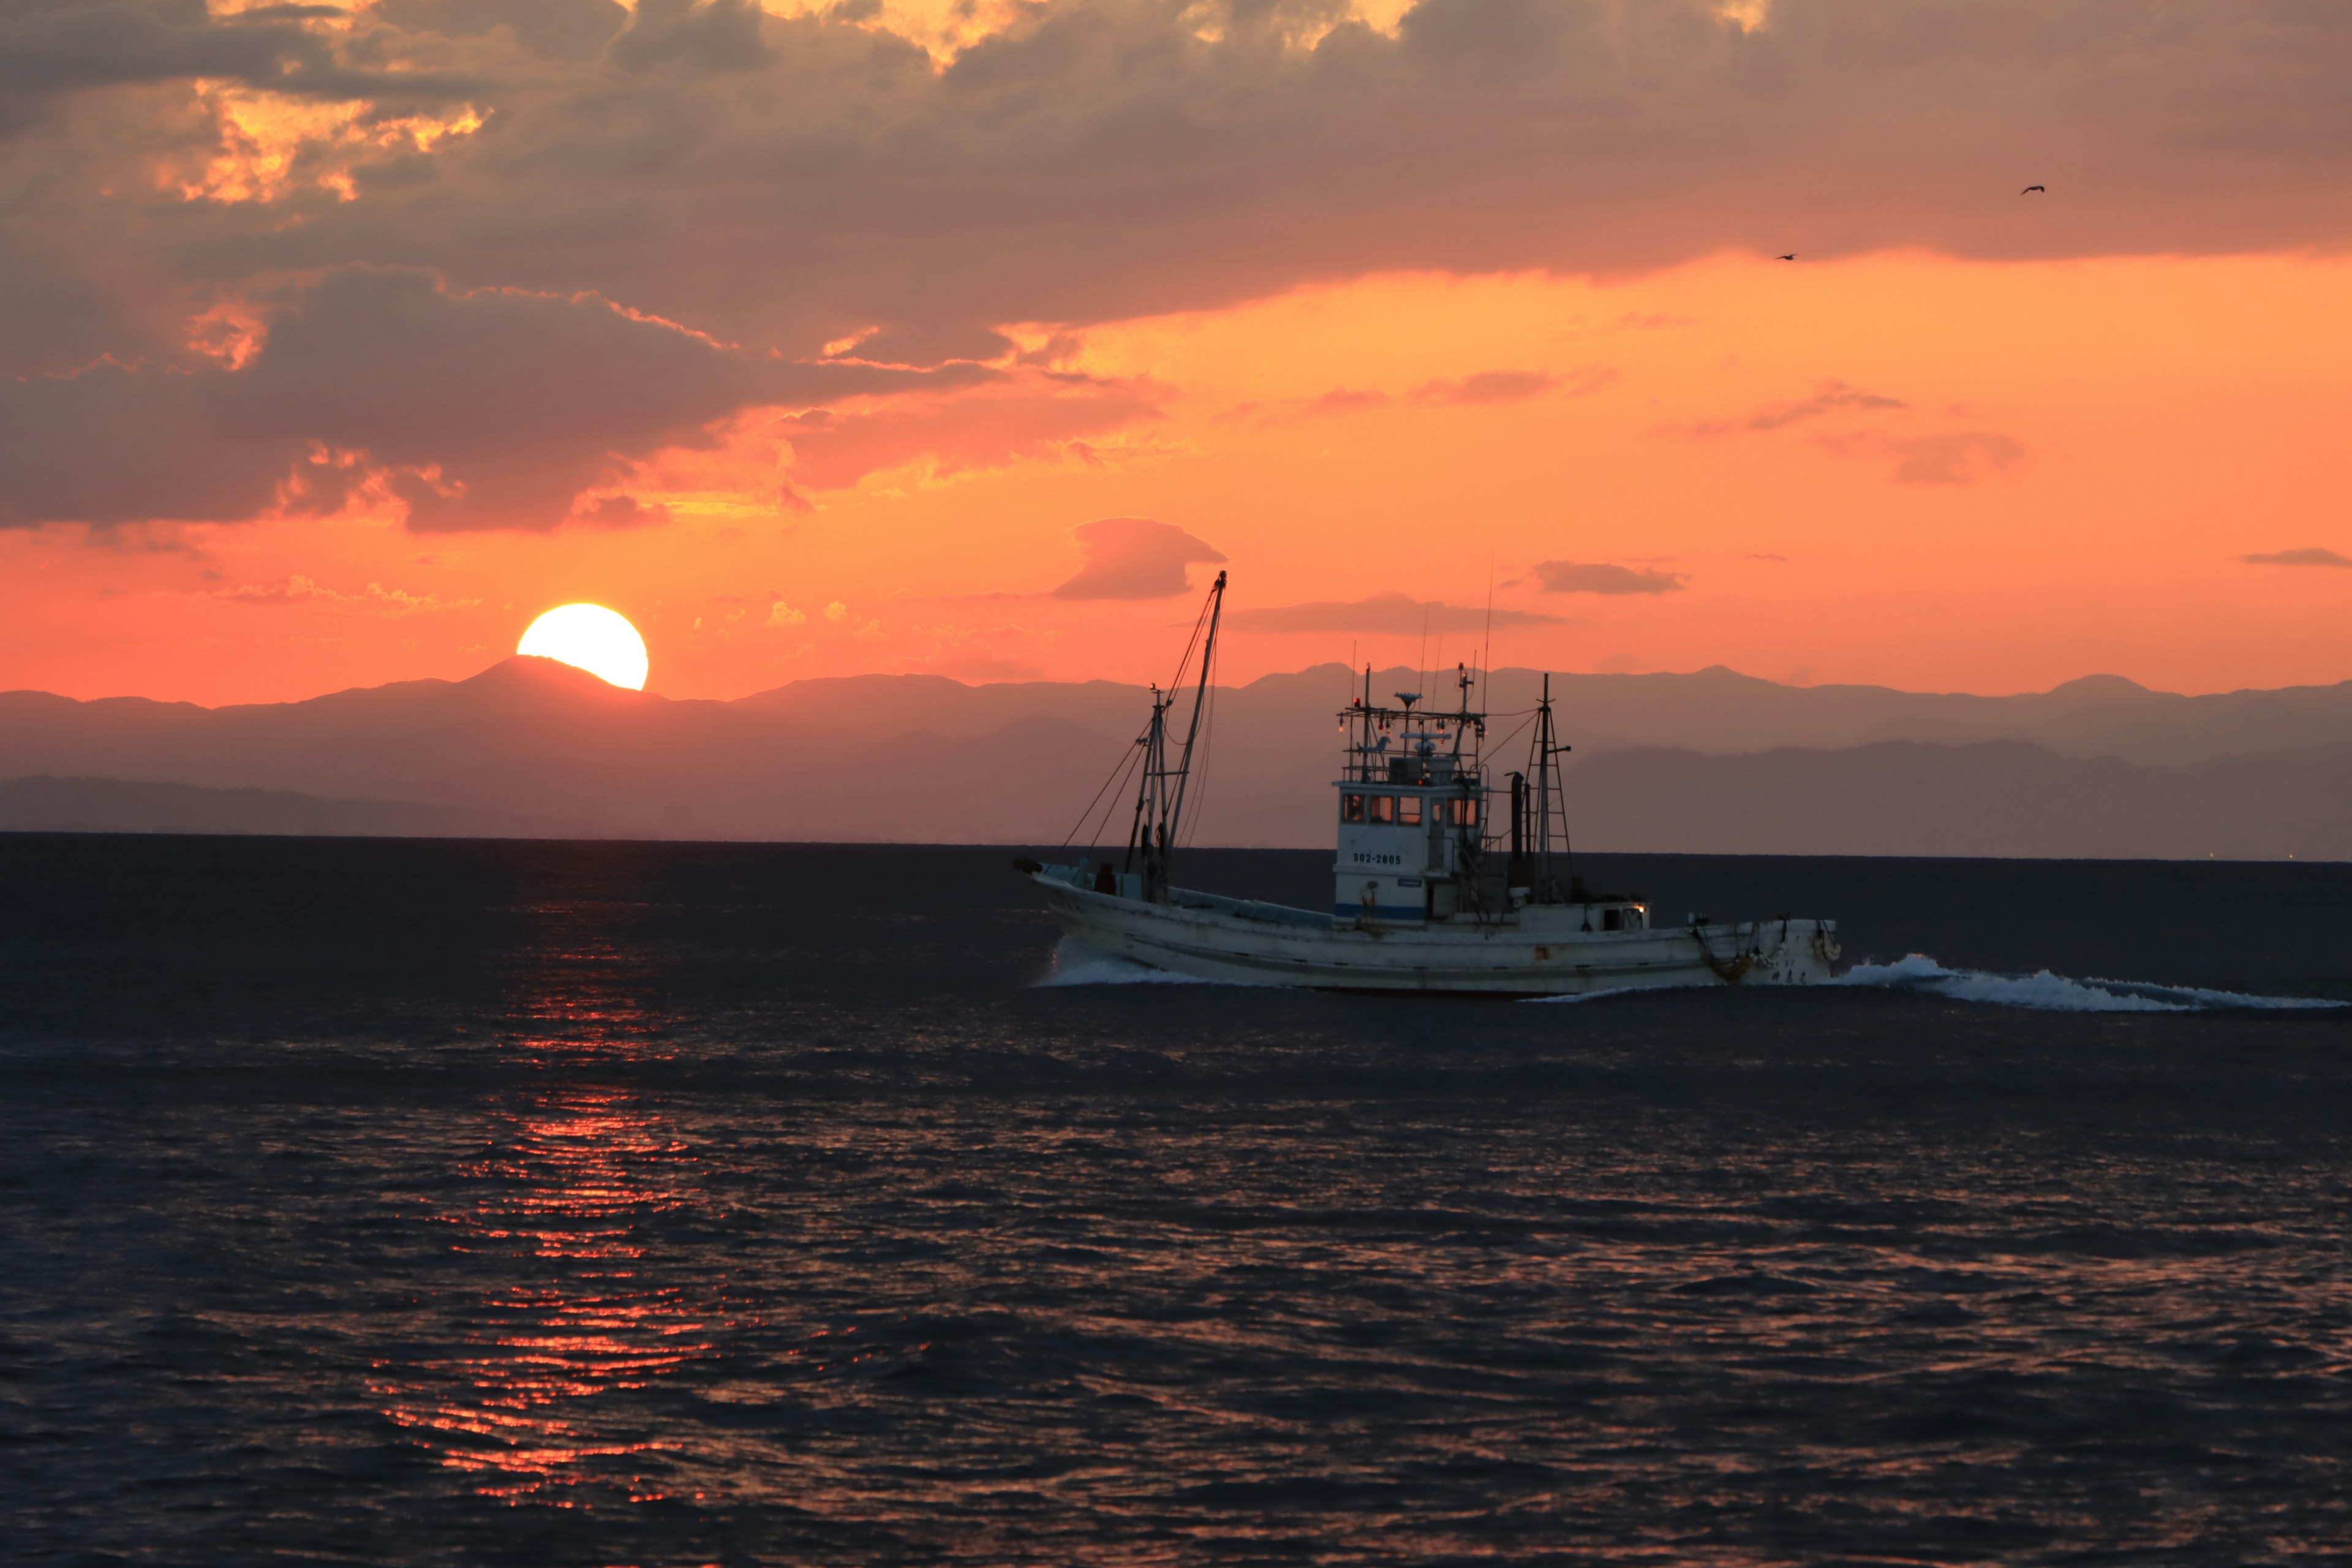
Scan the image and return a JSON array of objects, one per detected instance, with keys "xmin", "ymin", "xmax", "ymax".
[
  {"xmin": 2021, "ymin": 184, "xmax": 2046, "ymax": 194},
  {"xmin": 1776, "ymin": 253, "xmax": 1796, "ymax": 261}
]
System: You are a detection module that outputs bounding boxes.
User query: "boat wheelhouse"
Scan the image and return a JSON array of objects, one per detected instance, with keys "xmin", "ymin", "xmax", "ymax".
[{"xmin": 1329, "ymin": 664, "xmax": 1646, "ymax": 936}]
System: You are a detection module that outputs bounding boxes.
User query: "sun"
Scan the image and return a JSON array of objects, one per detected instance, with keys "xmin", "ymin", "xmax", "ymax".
[{"xmin": 517, "ymin": 604, "xmax": 649, "ymax": 690}]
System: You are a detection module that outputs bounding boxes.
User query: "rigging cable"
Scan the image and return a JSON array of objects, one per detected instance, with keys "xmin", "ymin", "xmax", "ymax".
[{"xmin": 1063, "ymin": 722, "xmax": 1148, "ymax": 851}]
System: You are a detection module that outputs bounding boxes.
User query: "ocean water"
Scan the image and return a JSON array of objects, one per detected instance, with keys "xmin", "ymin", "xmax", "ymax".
[{"xmin": 3, "ymin": 835, "xmax": 2350, "ymax": 1566}]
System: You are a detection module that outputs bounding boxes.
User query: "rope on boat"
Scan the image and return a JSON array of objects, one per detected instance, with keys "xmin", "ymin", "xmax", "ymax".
[{"xmin": 1689, "ymin": 922, "xmax": 1754, "ymax": 984}]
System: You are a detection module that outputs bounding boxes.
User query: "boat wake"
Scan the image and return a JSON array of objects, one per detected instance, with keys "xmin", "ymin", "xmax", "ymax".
[
  {"xmin": 1829, "ymin": 954, "xmax": 2346, "ymax": 1013},
  {"xmin": 1033, "ymin": 938, "xmax": 1257, "ymax": 989},
  {"xmin": 1038, "ymin": 939, "xmax": 2343, "ymax": 1012}
]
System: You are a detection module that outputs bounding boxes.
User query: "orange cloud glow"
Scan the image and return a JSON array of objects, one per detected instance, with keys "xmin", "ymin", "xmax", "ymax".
[
  {"xmin": 6, "ymin": 252, "xmax": 2348, "ymax": 706},
  {"xmin": 5, "ymin": 2, "xmax": 2351, "ymax": 709}
]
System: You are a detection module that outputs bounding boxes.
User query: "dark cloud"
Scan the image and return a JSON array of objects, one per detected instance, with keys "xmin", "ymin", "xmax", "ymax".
[
  {"xmin": 1531, "ymin": 560, "xmax": 1689, "ymax": 595},
  {"xmin": 372, "ymin": 0, "xmax": 629, "ymax": 62},
  {"xmin": 1225, "ymin": 592, "xmax": 1568, "ymax": 633},
  {"xmin": 0, "ymin": 2, "xmax": 325, "ymax": 136},
  {"xmin": 2242, "ymin": 547, "xmax": 2352, "ymax": 568},
  {"xmin": 1050, "ymin": 518, "xmax": 1226, "ymax": 600},
  {"xmin": 0, "ymin": 266, "xmax": 962, "ymax": 530},
  {"xmin": 607, "ymin": 0, "xmax": 772, "ymax": 74},
  {"xmin": 0, "ymin": 1, "xmax": 470, "ymax": 137},
  {"xmin": 571, "ymin": 494, "xmax": 673, "ymax": 529},
  {"xmin": 8, "ymin": 1, "xmax": 2352, "ymax": 526},
  {"xmin": 33, "ymin": 1, "xmax": 2352, "ymax": 356}
]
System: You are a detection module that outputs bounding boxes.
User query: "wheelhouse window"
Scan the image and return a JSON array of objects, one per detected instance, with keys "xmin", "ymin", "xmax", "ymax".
[
  {"xmin": 1396, "ymin": 796, "xmax": 1423, "ymax": 826},
  {"xmin": 1340, "ymin": 793, "xmax": 1366, "ymax": 822},
  {"xmin": 1446, "ymin": 798, "xmax": 1479, "ymax": 827},
  {"xmin": 1368, "ymin": 796, "xmax": 1395, "ymax": 824}
]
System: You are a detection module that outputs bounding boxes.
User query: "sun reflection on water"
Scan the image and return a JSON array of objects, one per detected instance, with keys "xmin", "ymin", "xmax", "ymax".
[{"xmin": 372, "ymin": 921, "xmax": 730, "ymax": 1504}]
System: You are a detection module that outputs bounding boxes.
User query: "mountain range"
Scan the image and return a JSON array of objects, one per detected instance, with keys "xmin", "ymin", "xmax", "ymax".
[{"xmin": 3, "ymin": 657, "xmax": 2349, "ymax": 858}]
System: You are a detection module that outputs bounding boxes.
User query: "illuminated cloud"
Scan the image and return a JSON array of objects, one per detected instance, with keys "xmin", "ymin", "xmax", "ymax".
[
  {"xmin": 0, "ymin": 267, "xmax": 963, "ymax": 530},
  {"xmin": 1050, "ymin": 517, "xmax": 1227, "ymax": 600},
  {"xmin": 1225, "ymin": 592, "xmax": 1569, "ymax": 634},
  {"xmin": 774, "ymin": 374, "xmax": 1163, "ymax": 492},
  {"xmin": 1531, "ymin": 561, "xmax": 1689, "ymax": 595},
  {"xmin": 2242, "ymin": 548, "xmax": 2352, "ymax": 568},
  {"xmin": 216, "ymin": 575, "xmax": 477, "ymax": 615}
]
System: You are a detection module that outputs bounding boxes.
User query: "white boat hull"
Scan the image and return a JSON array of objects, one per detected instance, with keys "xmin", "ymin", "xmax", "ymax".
[{"xmin": 1028, "ymin": 867, "xmax": 1839, "ymax": 996}]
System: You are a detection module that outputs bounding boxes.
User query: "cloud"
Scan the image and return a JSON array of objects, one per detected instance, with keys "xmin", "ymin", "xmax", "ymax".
[
  {"xmin": 18, "ymin": 1, "xmax": 2350, "ymax": 383},
  {"xmin": 1692, "ymin": 379, "xmax": 1907, "ymax": 436},
  {"xmin": 1219, "ymin": 386, "xmax": 1392, "ymax": 426},
  {"xmin": 772, "ymin": 372, "xmax": 1163, "ymax": 492},
  {"xmin": 1224, "ymin": 592, "xmax": 1569, "ymax": 634},
  {"xmin": 1531, "ymin": 561, "xmax": 1689, "ymax": 595},
  {"xmin": 1412, "ymin": 367, "xmax": 1614, "ymax": 405},
  {"xmin": 1842, "ymin": 431, "xmax": 2026, "ymax": 486},
  {"xmin": 0, "ymin": 266, "xmax": 963, "ymax": 530},
  {"xmin": 217, "ymin": 575, "xmax": 477, "ymax": 614},
  {"xmin": 2242, "ymin": 547, "xmax": 2352, "ymax": 568},
  {"xmin": 1050, "ymin": 517, "xmax": 1226, "ymax": 600},
  {"xmin": 1311, "ymin": 386, "xmax": 1393, "ymax": 414},
  {"xmin": 10, "ymin": 2, "xmax": 2352, "ymax": 529},
  {"xmin": 907, "ymin": 624, "xmax": 1050, "ymax": 682},
  {"xmin": 0, "ymin": 2, "xmax": 466, "ymax": 140},
  {"xmin": 570, "ymin": 494, "xmax": 672, "ymax": 529},
  {"xmin": 374, "ymin": 0, "xmax": 630, "ymax": 64}
]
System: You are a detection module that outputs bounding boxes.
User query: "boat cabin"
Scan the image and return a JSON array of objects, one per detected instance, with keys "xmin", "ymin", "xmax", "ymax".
[{"xmin": 1332, "ymin": 673, "xmax": 1649, "ymax": 931}]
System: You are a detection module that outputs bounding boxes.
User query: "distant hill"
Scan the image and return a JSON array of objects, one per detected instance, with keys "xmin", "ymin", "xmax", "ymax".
[
  {"xmin": 1566, "ymin": 741, "xmax": 2352, "ymax": 861},
  {"xmin": 2, "ymin": 656, "xmax": 2349, "ymax": 856},
  {"xmin": 0, "ymin": 777, "xmax": 576, "ymax": 839}
]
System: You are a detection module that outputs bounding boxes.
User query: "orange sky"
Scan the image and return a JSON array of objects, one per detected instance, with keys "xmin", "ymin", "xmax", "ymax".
[
  {"xmin": 6, "ymin": 251, "xmax": 2348, "ymax": 705},
  {"xmin": 4, "ymin": 2, "xmax": 2350, "ymax": 707}
]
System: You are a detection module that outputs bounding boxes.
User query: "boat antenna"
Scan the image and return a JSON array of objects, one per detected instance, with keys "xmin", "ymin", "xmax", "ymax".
[
  {"xmin": 1417, "ymin": 602, "xmax": 1431, "ymax": 713},
  {"xmin": 1480, "ymin": 557, "xmax": 1494, "ymax": 699}
]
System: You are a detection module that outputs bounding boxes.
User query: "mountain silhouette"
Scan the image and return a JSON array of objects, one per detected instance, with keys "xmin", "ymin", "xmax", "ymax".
[{"xmin": 4, "ymin": 659, "xmax": 2350, "ymax": 856}]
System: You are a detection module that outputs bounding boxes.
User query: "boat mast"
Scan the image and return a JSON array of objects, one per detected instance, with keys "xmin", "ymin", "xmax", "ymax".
[
  {"xmin": 1528, "ymin": 674, "xmax": 1574, "ymax": 902},
  {"xmin": 1128, "ymin": 571, "xmax": 1227, "ymax": 903}
]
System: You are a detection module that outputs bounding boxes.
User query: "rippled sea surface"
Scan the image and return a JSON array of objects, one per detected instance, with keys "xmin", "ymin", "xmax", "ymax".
[{"xmin": 5, "ymin": 836, "xmax": 2351, "ymax": 1565}]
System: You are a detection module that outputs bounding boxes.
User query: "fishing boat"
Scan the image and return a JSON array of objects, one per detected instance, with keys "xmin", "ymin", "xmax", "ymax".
[{"xmin": 1016, "ymin": 573, "xmax": 1840, "ymax": 995}]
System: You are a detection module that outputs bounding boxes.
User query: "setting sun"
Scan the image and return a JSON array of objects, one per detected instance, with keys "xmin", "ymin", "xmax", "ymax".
[{"xmin": 517, "ymin": 604, "xmax": 649, "ymax": 691}]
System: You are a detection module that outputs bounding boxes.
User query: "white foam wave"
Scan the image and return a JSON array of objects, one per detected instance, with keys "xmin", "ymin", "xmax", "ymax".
[
  {"xmin": 1525, "ymin": 984, "xmax": 1705, "ymax": 1005},
  {"xmin": 1033, "ymin": 937, "xmax": 1238, "ymax": 988},
  {"xmin": 1831, "ymin": 954, "xmax": 2346, "ymax": 1013}
]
